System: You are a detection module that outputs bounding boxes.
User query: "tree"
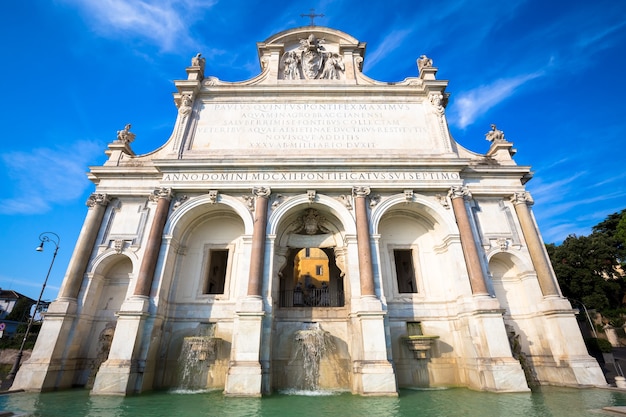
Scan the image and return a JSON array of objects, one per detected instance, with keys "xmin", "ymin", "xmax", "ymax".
[
  {"xmin": 546, "ymin": 209, "xmax": 626, "ymax": 316},
  {"xmin": 5, "ymin": 297, "xmax": 34, "ymax": 322}
]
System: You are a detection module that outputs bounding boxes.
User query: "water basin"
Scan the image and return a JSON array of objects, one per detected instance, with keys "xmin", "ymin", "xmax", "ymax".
[{"xmin": 2, "ymin": 387, "xmax": 626, "ymax": 417}]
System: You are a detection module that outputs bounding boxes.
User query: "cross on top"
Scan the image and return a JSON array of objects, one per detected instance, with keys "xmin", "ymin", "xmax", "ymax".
[{"xmin": 300, "ymin": 8, "xmax": 324, "ymax": 26}]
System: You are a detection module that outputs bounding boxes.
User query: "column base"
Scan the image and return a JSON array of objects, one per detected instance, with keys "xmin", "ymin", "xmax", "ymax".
[
  {"xmin": 224, "ymin": 362, "xmax": 263, "ymax": 397},
  {"xmin": 463, "ymin": 358, "xmax": 530, "ymax": 392},
  {"xmin": 352, "ymin": 360, "xmax": 398, "ymax": 396},
  {"xmin": 10, "ymin": 299, "xmax": 78, "ymax": 392},
  {"xmin": 91, "ymin": 360, "xmax": 142, "ymax": 396},
  {"xmin": 532, "ymin": 355, "xmax": 607, "ymax": 388}
]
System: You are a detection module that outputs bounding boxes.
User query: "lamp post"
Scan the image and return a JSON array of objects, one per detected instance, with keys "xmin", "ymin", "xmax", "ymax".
[
  {"xmin": 569, "ymin": 298, "xmax": 598, "ymax": 339},
  {"xmin": 7, "ymin": 232, "xmax": 60, "ymax": 381}
]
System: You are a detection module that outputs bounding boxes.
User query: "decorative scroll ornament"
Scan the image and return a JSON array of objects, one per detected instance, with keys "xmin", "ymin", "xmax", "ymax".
[
  {"xmin": 86, "ymin": 193, "xmax": 109, "ymax": 208},
  {"xmin": 338, "ymin": 194, "xmax": 353, "ymax": 210},
  {"xmin": 448, "ymin": 186, "xmax": 472, "ymax": 200},
  {"xmin": 435, "ymin": 194, "xmax": 450, "ymax": 209},
  {"xmin": 242, "ymin": 195, "xmax": 254, "ymax": 211},
  {"xmin": 116, "ymin": 124, "xmax": 135, "ymax": 144},
  {"xmin": 307, "ymin": 189, "xmax": 317, "ymax": 203},
  {"xmin": 271, "ymin": 194, "xmax": 285, "ymax": 209},
  {"xmin": 510, "ymin": 191, "xmax": 533, "ymax": 206},
  {"xmin": 252, "ymin": 186, "xmax": 271, "ymax": 198},
  {"xmin": 207, "ymin": 190, "xmax": 219, "ymax": 204},
  {"xmin": 352, "ymin": 186, "xmax": 371, "ymax": 197},
  {"xmin": 172, "ymin": 194, "xmax": 189, "ymax": 211}
]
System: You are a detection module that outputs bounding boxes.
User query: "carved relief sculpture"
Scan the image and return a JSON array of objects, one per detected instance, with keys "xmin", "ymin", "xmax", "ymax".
[
  {"xmin": 86, "ymin": 193, "xmax": 109, "ymax": 208},
  {"xmin": 299, "ymin": 34, "xmax": 326, "ymax": 79},
  {"xmin": 178, "ymin": 94, "xmax": 193, "ymax": 116},
  {"xmin": 485, "ymin": 124, "xmax": 506, "ymax": 142},
  {"xmin": 116, "ymin": 124, "xmax": 135, "ymax": 144},
  {"xmin": 283, "ymin": 51, "xmax": 300, "ymax": 80},
  {"xmin": 207, "ymin": 190, "xmax": 219, "ymax": 204},
  {"xmin": 172, "ymin": 194, "xmax": 188, "ymax": 211},
  {"xmin": 191, "ymin": 53, "xmax": 205, "ymax": 72},
  {"xmin": 320, "ymin": 53, "xmax": 344, "ymax": 80},
  {"xmin": 291, "ymin": 208, "xmax": 329, "ymax": 235},
  {"xmin": 417, "ymin": 54, "xmax": 433, "ymax": 70}
]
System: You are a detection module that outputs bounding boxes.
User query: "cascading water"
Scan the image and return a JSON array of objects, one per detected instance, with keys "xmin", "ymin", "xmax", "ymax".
[
  {"xmin": 177, "ymin": 324, "xmax": 220, "ymax": 390},
  {"xmin": 291, "ymin": 322, "xmax": 336, "ymax": 390}
]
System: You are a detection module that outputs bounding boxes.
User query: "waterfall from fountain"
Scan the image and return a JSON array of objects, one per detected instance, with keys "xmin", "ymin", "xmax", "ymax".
[
  {"xmin": 291, "ymin": 322, "xmax": 336, "ymax": 390},
  {"xmin": 178, "ymin": 324, "xmax": 220, "ymax": 390}
]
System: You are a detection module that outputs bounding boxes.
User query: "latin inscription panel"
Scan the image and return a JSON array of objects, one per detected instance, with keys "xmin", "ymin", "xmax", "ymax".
[{"xmin": 192, "ymin": 102, "xmax": 435, "ymax": 151}]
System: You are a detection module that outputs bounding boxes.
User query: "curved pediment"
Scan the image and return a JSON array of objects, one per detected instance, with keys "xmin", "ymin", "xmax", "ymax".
[
  {"xmin": 256, "ymin": 26, "xmax": 366, "ymax": 83},
  {"xmin": 261, "ymin": 26, "xmax": 362, "ymax": 47}
]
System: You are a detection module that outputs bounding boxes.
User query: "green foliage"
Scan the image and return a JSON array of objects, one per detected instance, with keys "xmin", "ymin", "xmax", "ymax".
[
  {"xmin": 5, "ymin": 297, "xmax": 34, "ymax": 322},
  {"xmin": 585, "ymin": 337, "xmax": 614, "ymax": 354},
  {"xmin": 547, "ymin": 209, "xmax": 626, "ymax": 313}
]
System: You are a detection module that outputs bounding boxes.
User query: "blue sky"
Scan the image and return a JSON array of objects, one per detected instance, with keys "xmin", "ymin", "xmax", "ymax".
[{"xmin": 1, "ymin": 0, "xmax": 625, "ymax": 301}]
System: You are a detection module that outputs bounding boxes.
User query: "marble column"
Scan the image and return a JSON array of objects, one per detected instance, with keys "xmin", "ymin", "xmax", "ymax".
[
  {"xmin": 448, "ymin": 186, "xmax": 489, "ymax": 295},
  {"xmin": 134, "ymin": 187, "xmax": 172, "ymax": 297},
  {"xmin": 58, "ymin": 193, "xmax": 110, "ymax": 300},
  {"xmin": 247, "ymin": 186, "xmax": 271, "ymax": 297},
  {"xmin": 511, "ymin": 192, "xmax": 559, "ymax": 296},
  {"xmin": 353, "ymin": 186, "xmax": 375, "ymax": 297}
]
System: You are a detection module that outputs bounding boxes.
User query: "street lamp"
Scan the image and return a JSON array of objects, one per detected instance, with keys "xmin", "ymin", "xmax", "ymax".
[
  {"xmin": 7, "ymin": 232, "xmax": 60, "ymax": 380},
  {"xmin": 568, "ymin": 298, "xmax": 598, "ymax": 339}
]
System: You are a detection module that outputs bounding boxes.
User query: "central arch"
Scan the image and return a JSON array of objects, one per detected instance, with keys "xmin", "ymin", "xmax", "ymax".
[{"xmin": 268, "ymin": 195, "xmax": 354, "ymax": 391}]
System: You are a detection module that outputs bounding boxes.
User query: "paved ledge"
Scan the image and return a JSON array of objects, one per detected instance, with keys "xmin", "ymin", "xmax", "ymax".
[{"xmin": 603, "ymin": 406, "xmax": 626, "ymax": 415}]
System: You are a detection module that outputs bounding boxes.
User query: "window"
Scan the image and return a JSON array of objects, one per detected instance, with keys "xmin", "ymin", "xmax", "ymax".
[
  {"xmin": 315, "ymin": 265, "xmax": 323, "ymax": 276},
  {"xmin": 394, "ymin": 249, "xmax": 417, "ymax": 293},
  {"xmin": 203, "ymin": 249, "xmax": 229, "ymax": 294}
]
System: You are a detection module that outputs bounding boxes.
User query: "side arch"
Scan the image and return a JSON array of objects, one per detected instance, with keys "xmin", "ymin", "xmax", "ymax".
[{"xmin": 371, "ymin": 193, "xmax": 457, "ymax": 236}]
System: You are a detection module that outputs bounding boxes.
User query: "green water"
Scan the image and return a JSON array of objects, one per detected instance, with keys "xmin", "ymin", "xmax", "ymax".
[{"xmin": 2, "ymin": 387, "xmax": 626, "ymax": 417}]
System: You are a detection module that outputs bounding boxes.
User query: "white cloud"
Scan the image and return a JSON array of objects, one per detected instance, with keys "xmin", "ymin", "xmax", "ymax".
[
  {"xmin": 448, "ymin": 71, "xmax": 543, "ymax": 128},
  {"xmin": 364, "ymin": 29, "xmax": 414, "ymax": 70},
  {"xmin": 0, "ymin": 141, "xmax": 101, "ymax": 215},
  {"xmin": 61, "ymin": 0, "xmax": 216, "ymax": 52}
]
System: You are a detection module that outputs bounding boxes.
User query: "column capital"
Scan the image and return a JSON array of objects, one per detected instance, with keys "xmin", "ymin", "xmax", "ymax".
[
  {"xmin": 510, "ymin": 191, "xmax": 534, "ymax": 206},
  {"xmin": 448, "ymin": 186, "xmax": 472, "ymax": 200},
  {"xmin": 86, "ymin": 193, "xmax": 110, "ymax": 208},
  {"xmin": 149, "ymin": 187, "xmax": 173, "ymax": 202},
  {"xmin": 252, "ymin": 186, "xmax": 271, "ymax": 198},
  {"xmin": 352, "ymin": 186, "xmax": 371, "ymax": 197}
]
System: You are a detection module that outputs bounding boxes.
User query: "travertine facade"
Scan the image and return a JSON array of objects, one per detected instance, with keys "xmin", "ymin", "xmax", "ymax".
[{"xmin": 12, "ymin": 26, "xmax": 606, "ymax": 396}]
